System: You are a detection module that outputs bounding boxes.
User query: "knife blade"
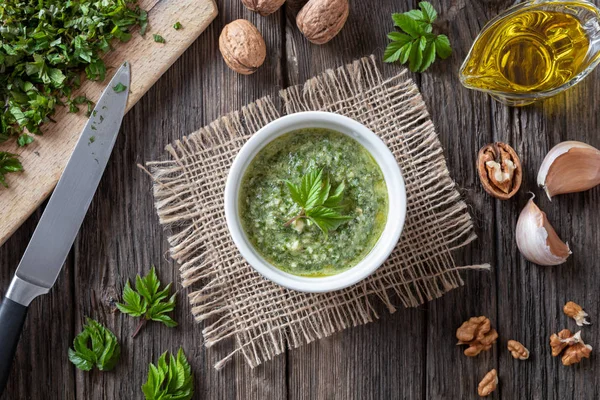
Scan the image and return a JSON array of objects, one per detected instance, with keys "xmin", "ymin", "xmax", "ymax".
[{"xmin": 0, "ymin": 62, "xmax": 130, "ymax": 393}]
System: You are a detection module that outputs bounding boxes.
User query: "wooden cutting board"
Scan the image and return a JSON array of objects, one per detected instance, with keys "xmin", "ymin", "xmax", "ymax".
[{"xmin": 0, "ymin": 0, "xmax": 217, "ymax": 246}]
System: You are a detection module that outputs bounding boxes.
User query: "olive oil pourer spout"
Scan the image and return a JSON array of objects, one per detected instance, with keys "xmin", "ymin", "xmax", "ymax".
[{"xmin": 459, "ymin": 0, "xmax": 600, "ymax": 106}]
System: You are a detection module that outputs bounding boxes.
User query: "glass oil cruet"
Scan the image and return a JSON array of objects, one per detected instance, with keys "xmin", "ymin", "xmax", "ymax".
[{"xmin": 459, "ymin": 0, "xmax": 600, "ymax": 106}]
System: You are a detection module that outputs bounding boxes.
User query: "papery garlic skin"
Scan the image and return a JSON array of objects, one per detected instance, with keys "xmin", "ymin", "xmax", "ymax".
[
  {"xmin": 537, "ymin": 141, "xmax": 600, "ymax": 199},
  {"xmin": 516, "ymin": 198, "xmax": 571, "ymax": 266}
]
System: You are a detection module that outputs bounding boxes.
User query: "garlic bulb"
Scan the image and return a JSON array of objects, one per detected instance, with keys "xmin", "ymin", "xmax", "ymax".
[
  {"xmin": 537, "ymin": 141, "xmax": 600, "ymax": 199},
  {"xmin": 516, "ymin": 197, "xmax": 571, "ymax": 266}
]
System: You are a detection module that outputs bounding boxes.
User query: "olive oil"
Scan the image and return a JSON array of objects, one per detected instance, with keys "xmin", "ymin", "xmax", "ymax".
[
  {"xmin": 462, "ymin": 9, "xmax": 590, "ymax": 93},
  {"xmin": 459, "ymin": 1, "xmax": 600, "ymax": 105}
]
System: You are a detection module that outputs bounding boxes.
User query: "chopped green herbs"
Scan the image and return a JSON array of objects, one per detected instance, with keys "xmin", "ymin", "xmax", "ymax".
[
  {"xmin": 384, "ymin": 1, "xmax": 452, "ymax": 72},
  {"xmin": 0, "ymin": 0, "xmax": 146, "ymax": 186},
  {"xmin": 142, "ymin": 349, "xmax": 194, "ymax": 400},
  {"xmin": 153, "ymin": 34, "xmax": 166, "ymax": 43},
  {"xmin": 89, "ymin": 136, "xmax": 96, "ymax": 144},
  {"xmin": 68, "ymin": 95, "xmax": 94, "ymax": 115},
  {"xmin": 116, "ymin": 266, "xmax": 178, "ymax": 338},
  {"xmin": 17, "ymin": 134, "xmax": 34, "ymax": 147},
  {"xmin": 173, "ymin": 22, "xmax": 182, "ymax": 30},
  {"xmin": 284, "ymin": 168, "xmax": 353, "ymax": 237},
  {"xmin": 0, "ymin": 152, "xmax": 23, "ymax": 188},
  {"xmin": 139, "ymin": 10, "xmax": 149, "ymax": 36},
  {"xmin": 68, "ymin": 318, "xmax": 121, "ymax": 372},
  {"xmin": 113, "ymin": 83, "xmax": 128, "ymax": 93}
]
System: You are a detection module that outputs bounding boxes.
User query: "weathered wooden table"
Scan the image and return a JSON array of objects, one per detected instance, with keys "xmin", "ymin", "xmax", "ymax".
[{"xmin": 1, "ymin": 0, "xmax": 599, "ymax": 398}]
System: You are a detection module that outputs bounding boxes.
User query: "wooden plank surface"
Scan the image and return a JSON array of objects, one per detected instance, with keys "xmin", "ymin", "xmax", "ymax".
[
  {"xmin": 1, "ymin": 0, "xmax": 600, "ymax": 399},
  {"xmin": 0, "ymin": 0, "xmax": 218, "ymax": 246}
]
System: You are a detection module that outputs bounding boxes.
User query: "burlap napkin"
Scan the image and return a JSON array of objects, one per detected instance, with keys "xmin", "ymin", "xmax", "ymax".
[{"xmin": 145, "ymin": 56, "xmax": 489, "ymax": 369}]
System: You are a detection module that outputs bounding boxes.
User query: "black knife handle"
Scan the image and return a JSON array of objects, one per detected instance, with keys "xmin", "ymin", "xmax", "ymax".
[{"xmin": 0, "ymin": 298, "xmax": 28, "ymax": 395}]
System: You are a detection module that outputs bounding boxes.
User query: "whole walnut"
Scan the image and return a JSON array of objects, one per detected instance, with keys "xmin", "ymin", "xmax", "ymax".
[
  {"xmin": 219, "ymin": 19, "xmax": 266, "ymax": 75},
  {"xmin": 242, "ymin": 0, "xmax": 285, "ymax": 16},
  {"xmin": 296, "ymin": 0, "xmax": 349, "ymax": 45}
]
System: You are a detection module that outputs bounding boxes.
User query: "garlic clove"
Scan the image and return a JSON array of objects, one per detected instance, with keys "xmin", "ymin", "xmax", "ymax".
[
  {"xmin": 537, "ymin": 141, "xmax": 600, "ymax": 199},
  {"xmin": 516, "ymin": 197, "xmax": 571, "ymax": 266}
]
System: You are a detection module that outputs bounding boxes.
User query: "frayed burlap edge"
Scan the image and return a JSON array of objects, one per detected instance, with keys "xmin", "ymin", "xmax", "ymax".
[{"xmin": 145, "ymin": 56, "xmax": 490, "ymax": 370}]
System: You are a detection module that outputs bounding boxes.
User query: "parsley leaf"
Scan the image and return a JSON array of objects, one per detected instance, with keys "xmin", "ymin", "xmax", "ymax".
[
  {"xmin": 116, "ymin": 266, "xmax": 178, "ymax": 338},
  {"xmin": 0, "ymin": 152, "xmax": 23, "ymax": 188},
  {"xmin": 153, "ymin": 34, "xmax": 166, "ymax": 43},
  {"xmin": 68, "ymin": 318, "xmax": 121, "ymax": 372},
  {"xmin": 142, "ymin": 349, "xmax": 194, "ymax": 400},
  {"xmin": 384, "ymin": 2, "xmax": 452, "ymax": 72},
  {"xmin": 284, "ymin": 168, "xmax": 353, "ymax": 237},
  {"xmin": 173, "ymin": 22, "xmax": 182, "ymax": 30},
  {"xmin": 113, "ymin": 83, "xmax": 128, "ymax": 93}
]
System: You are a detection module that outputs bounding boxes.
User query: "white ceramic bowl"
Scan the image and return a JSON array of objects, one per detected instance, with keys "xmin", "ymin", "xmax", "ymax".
[{"xmin": 224, "ymin": 111, "xmax": 406, "ymax": 293}]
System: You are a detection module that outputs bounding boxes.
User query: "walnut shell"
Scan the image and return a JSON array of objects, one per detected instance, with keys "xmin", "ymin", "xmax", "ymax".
[
  {"xmin": 477, "ymin": 142, "xmax": 522, "ymax": 200},
  {"xmin": 296, "ymin": 0, "xmax": 349, "ymax": 45},
  {"xmin": 242, "ymin": 0, "xmax": 285, "ymax": 16},
  {"xmin": 219, "ymin": 19, "xmax": 266, "ymax": 75}
]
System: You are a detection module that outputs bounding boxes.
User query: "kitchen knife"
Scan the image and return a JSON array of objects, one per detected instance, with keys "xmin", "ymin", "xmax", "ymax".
[{"xmin": 0, "ymin": 62, "xmax": 130, "ymax": 394}]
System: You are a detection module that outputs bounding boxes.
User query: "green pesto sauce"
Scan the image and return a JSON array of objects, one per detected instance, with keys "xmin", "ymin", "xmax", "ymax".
[{"xmin": 239, "ymin": 128, "xmax": 388, "ymax": 277}]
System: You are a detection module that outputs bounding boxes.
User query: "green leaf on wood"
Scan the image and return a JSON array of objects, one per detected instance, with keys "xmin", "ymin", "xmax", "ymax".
[
  {"xmin": 116, "ymin": 266, "xmax": 178, "ymax": 337},
  {"xmin": 68, "ymin": 318, "xmax": 120, "ymax": 372},
  {"xmin": 420, "ymin": 42, "xmax": 437, "ymax": 72},
  {"xmin": 434, "ymin": 34, "xmax": 452, "ymax": 59},
  {"xmin": 384, "ymin": 2, "xmax": 451, "ymax": 72},
  {"xmin": 142, "ymin": 348, "xmax": 194, "ymax": 400},
  {"xmin": 419, "ymin": 1, "xmax": 438, "ymax": 23},
  {"xmin": 0, "ymin": 152, "xmax": 23, "ymax": 188}
]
